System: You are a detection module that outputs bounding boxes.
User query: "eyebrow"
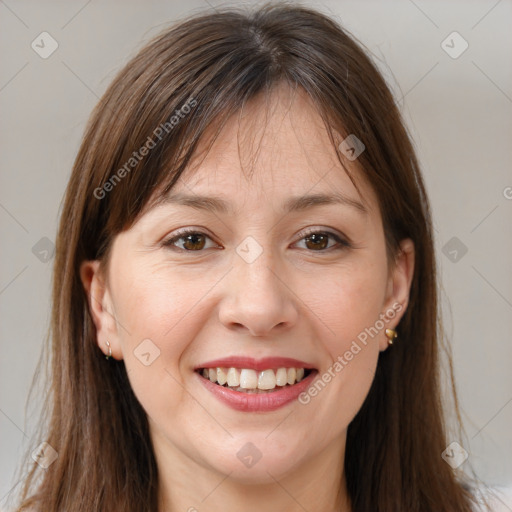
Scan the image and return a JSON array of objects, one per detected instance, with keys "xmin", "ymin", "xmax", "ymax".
[{"xmin": 160, "ymin": 191, "xmax": 368, "ymax": 215}]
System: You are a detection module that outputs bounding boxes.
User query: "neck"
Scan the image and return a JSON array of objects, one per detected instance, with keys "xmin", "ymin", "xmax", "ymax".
[{"xmin": 155, "ymin": 432, "xmax": 352, "ymax": 512}]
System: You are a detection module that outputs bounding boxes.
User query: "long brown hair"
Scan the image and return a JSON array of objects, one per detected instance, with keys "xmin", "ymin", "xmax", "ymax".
[{"xmin": 14, "ymin": 3, "xmax": 485, "ymax": 510}]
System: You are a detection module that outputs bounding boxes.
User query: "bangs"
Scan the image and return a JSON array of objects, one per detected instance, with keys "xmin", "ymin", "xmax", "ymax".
[{"xmin": 83, "ymin": 5, "xmax": 408, "ymax": 267}]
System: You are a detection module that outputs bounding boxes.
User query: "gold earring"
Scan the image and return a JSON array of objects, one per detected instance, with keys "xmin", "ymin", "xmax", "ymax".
[
  {"xmin": 385, "ymin": 328, "xmax": 397, "ymax": 346},
  {"xmin": 105, "ymin": 340, "xmax": 112, "ymax": 360}
]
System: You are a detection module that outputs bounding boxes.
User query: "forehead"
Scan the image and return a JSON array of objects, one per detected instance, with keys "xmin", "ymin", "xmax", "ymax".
[{"xmin": 155, "ymin": 84, "xmax": 378, "ymax": 217}]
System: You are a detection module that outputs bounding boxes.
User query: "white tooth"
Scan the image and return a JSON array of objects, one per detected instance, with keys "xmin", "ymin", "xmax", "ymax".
[
  {"xmin": 287, "ymin": 367, "xmax": 296, "ymax": 385},
  {"xmin": 296, "ymin": 368, "xmax": 305, "ymax": 382},
  {"xmin": 239, "ymin": 369, "xmax": 258, "ymax": 389},
  {"xmin": 226, "ymin": 367, "xmax": 240, "ymax": 387},
  {"xmin": 217, "ymin": 368, "xmax": 227, "ymax": 385},
  {"xmin": 202, "ymin": 368, "xmax": 208, "ymax": 378},
  {"xmin": 208, "ymin": 368, "xmax": 217, "ymax": 382},
  {"xmin": 258, "ymin": 369, "xmax": 276, "ymax": 390},
  {"xmin": 275, "ymin": 367, "xmax": 288, "ymax": 386}
]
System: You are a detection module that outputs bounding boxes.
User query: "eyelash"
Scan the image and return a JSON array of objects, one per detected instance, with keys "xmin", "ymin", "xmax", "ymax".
[{"xmin": 162, "ymin": 227, "xmax": 351, "ymax": 253}]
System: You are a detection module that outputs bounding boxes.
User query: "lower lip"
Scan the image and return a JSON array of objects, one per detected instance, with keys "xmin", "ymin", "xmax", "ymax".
[{"xmin": 196, "ymin": 370, "xmax": 318, "ymax": 412}]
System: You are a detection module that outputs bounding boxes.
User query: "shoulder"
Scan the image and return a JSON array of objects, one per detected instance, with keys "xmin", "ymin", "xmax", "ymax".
[{"xmin": 471, "ymin": 485, "xmax": 512, "ymax": 511}]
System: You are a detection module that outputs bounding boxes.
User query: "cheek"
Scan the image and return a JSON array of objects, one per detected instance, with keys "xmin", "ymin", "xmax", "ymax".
[
  {"xmin": 310, "ymin": 257, "xmax": 389, "ymax": 350},
  {"xmin": 112, "ymin": 261, "xmax": 203, "ymax": 351},
  {"xmin": 109, "ymin": 264, "xmax": 207, "ymax": 411},
  {"xmin": 297, "ymin": 258, "xmax": 387, "ymax": 431}
]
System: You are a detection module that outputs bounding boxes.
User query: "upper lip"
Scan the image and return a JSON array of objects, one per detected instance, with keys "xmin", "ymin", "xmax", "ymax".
[{"xmin": 194, "ymin": 356, "xmax": 316, "ymax": 372}]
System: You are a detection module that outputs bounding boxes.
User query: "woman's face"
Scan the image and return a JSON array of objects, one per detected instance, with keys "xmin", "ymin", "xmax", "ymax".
[{"xmin": 82, "ymin": 85, "xmax": 414, "ymax": 486}]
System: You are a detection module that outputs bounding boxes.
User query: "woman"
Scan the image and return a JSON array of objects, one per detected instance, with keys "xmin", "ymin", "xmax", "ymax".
[{"xmin": 14, "ymin": 3, "xmax": 490, "ymax": 511}]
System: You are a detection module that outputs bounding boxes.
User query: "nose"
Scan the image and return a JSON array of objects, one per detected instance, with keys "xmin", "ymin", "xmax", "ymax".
[{"xmin": 218, "ymin": 245, "xmax": 299, "ymax": 337}]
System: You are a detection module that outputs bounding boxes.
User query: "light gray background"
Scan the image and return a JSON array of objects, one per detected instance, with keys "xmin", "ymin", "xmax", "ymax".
[{"xmin": 1, "ymin": 0, "xmax": 511, "ymax": 509}]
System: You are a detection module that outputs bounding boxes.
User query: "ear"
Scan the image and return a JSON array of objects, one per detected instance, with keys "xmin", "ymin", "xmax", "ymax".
[
  {"xmin": 80, "ymin": 260, "xmax": 122, "ymax": 360},
  {"xmin": 379, "ymin": 238, "xmax": 415, "ymax": 351}
]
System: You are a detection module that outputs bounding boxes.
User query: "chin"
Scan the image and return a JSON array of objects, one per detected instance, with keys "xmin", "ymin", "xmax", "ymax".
[{"xmin": 204, "ymin": 438, "xmax": 306, "ymax": 484}]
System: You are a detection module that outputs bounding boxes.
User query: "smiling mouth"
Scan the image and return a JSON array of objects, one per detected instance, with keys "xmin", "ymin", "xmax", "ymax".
[{"xmin": 196, "ymin": 367, "xmax": 314, "ymax": 393}]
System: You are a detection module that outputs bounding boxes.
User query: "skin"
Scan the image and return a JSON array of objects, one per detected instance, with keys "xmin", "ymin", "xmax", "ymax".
[{"xmin": 81, "ymin": 84, "xmax": 414, "ymax": 512}]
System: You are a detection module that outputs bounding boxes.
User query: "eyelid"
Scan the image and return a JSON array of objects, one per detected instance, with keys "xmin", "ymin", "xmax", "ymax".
[
  {"xmin": 295, "ymin": 226, "xmax": 351, "ymax": 250},
  {"xmin": 297, "ymin": 226, "xmax": 348, "ymax": 242},
  {"xmin": 163, "ymin": 226, "xmax": 351, "ymax": 252},
  {"xmin": 163, "ymin": 227, "xmax": 220, "ymax": 250}
]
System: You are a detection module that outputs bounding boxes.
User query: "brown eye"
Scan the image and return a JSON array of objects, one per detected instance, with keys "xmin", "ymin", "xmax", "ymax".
[
  {"xmin": 164, "ymin": 228, "xmax": 350, "ymax": 253},
  {"xmin": 180, "ymin": 233, "xmax": 206, "ymax": 250},
  {"xmin": 296, "ymin": 230, "xmax": 350, "ymax": 252},
  {"xmin": 164, "ymin": 230, "xmax": 216, "ymax": 251},
  {"xmin": 304, "ymin": 233, "xmax": 329, "ymax": 250}
]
